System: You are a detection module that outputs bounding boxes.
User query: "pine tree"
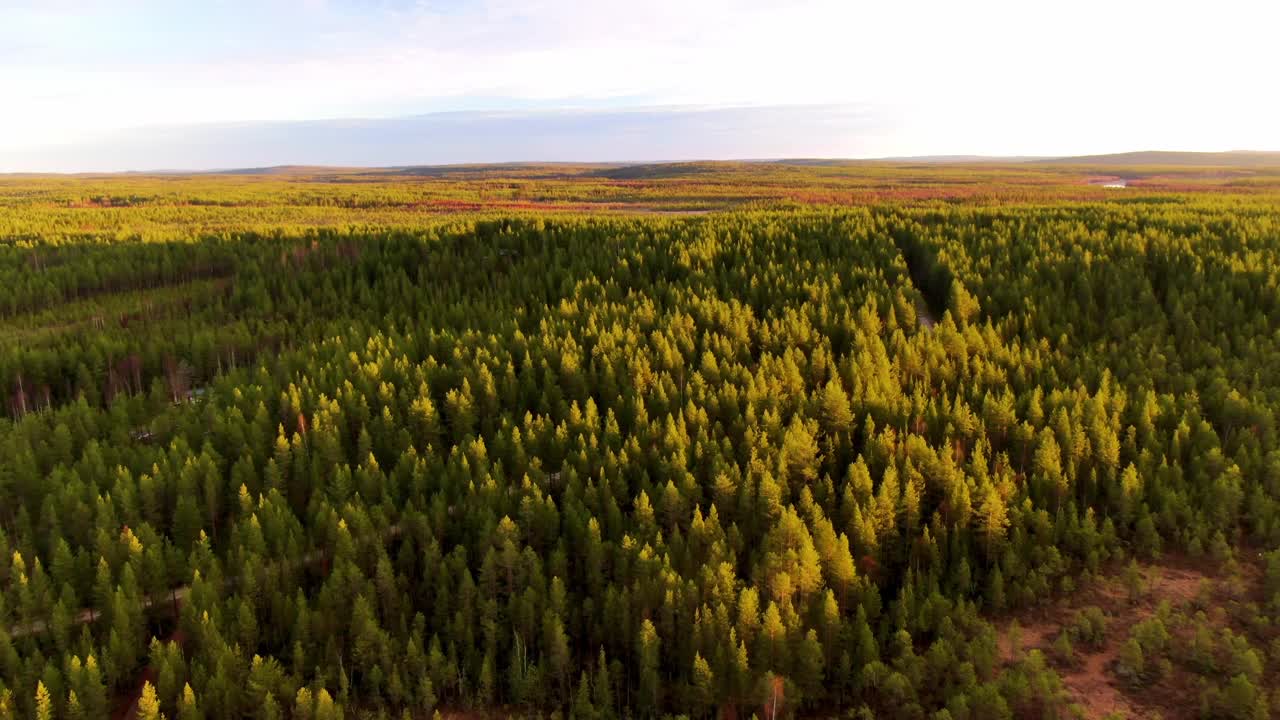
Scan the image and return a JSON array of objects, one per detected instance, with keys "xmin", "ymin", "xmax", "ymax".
[
  {"xmin": 987, "ymin": 567, "xmax": 1006, "ymax": 612},
  {"xmin": 976, "ymin": 486, "xmax": 1008, "ymax": 560},
  {"xmin": 417, "ymin": 676, "xmax": 437, "ymax": 715},
  {"xmin": 637, "ymin": 619, "xmax": 661, "ymax": 716},
  {"xmin": 819, "ymin": 379, "xmax": 854, "ymax": 436},
  {"xmin": 138, "ymin": 681, "xmax": 166, "ymax": 720},
  {"xmin": 294, "ymin": 688, "xmax": 314, "ymax": 720},
  {"xmin": 691, "ymin": 652, "xmax": 716, "ymax": 719},
  {"xmin": 314, "ymin": 689, "xmax": 341, "ymax": 720},
  {"xmin": 82, "ymin": 655, "xmax": 107, "ymax": 719},
  {"xmin": 544, "ymin": 611, "xmax": 572, "ymax": 702},
  {"xmin": 67, "ymin": 690, "xmax": 84, "ymax": 720},
  {"xmin": 592, "ymin": 648, "xmax": 613, "ymax": 719},
  {"xmin": 1033, "ymin": 429, "xmax": 1065, "ymax": 505},
  {"xmin": 1116, "ymin": 639, "xmax": 1144, "ymax": 685},
  {"xmin": 478, "ymin": 651, "xmax": 497, "ymax": 707},
  {"xmin": 795, "ymin": 627, "xmax": 827, "ymax": 703},
  {"xmin": 760, "ymin": 602, "xmax": 788, "ymax": 673},
  {"xmin": 571, "ymin": 672, "xmax": 595, "ymax": 720},
  {"xmin": 179, "ymin": 684, "xmax": 201, "ymax": 720},
  {"xmin": 781, "ymin": 417, "xmax": 821, "ymax": 486},
  {"xmin": 35, "ymin": 682, "xmax": 53, "ymax": 720}
]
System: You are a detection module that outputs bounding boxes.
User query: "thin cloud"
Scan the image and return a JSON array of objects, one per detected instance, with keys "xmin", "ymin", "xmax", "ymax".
[
  {"xmin": 0, "ymin": 105, "xmax": 884, "ymax": 173},
  {"xmin": 0, "ymin": 0, "xmax": 1276, "ymax": 164}
]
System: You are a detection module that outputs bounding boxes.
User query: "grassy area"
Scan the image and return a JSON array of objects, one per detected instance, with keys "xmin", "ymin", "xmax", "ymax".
[{"xmin": 4, "ymin": 161, "xmax": 1280, "ymax": 243}]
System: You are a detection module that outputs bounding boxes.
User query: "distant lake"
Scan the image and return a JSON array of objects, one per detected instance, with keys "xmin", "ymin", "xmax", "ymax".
[{"xmin": 1089, "ymin": 177, "xmax": 1128, "ymax": 188}]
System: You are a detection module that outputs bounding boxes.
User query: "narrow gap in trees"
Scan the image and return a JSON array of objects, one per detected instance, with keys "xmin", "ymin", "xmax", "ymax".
[{"xmin": 890, "ymin": 229, "xmax": 948, "ymax": 328}]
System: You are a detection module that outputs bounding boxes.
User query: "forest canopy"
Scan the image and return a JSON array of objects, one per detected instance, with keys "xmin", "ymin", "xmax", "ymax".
[{"xmin": 2, "ymin": 164, "xmax": 1279, "ymax": 719}]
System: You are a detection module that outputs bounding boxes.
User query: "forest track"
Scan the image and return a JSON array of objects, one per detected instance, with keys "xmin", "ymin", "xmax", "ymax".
[
  {"xmin": 0, "ymin": 265, "xmax": 234, "ymax": 322},
  {"xmin": 8, "ymin": 587, "xmax": 192, "ymax": 639},
  {"xmin": 1, "ymin": 276, "xmax": 233, "ymax": 345},
  {"xmin": 915, "ymin": 297, "xmax": 937, "ymax": 329},
  {"xmin": 6, "ymin": 524, "xmax": 402, "ymax": 640},
  {"xmin": 887, "ymin": 232, "xmax": 943, "ymax": 330}
]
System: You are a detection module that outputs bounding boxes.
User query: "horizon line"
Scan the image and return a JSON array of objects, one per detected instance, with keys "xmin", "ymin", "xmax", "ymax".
[{"xmin": 5, "ymin": 150, "xmax": 1280, "ymax": 177}]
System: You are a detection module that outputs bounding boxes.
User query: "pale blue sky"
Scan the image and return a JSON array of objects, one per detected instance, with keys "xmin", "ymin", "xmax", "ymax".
[{"xmin": 2, "ymin": 0, "xmax": 1277, "ymax": 171}]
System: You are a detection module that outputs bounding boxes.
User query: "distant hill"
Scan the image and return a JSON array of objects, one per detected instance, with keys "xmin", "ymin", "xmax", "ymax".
[
  {"xmin": 204, "ymin": 165, "xmax": 352, "ymax": 176},
  {"xmin": 1039, "ymin": 151, "xmax": 1280, "ymax": 167},
  {"xmin": 863, "ymin": 155, "xmax": 1052, "ymax": 164},
  {"xmin": 590, "ymin": 162, "xmax": 738, "ymax": 180},
  {"xmin": 389, "ymin": 162, "xmax": 621, "ymax": 178}
]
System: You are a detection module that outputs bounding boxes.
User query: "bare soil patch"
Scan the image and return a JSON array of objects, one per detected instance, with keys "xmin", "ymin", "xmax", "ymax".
[{"xmin": 996, "ymin": 555, "xmax": 1249, "ymax": 719}]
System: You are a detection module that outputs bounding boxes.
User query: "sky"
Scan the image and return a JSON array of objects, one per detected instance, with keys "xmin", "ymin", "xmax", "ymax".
[{"xmin": 1, "ymin": 0, "xmax": 1278, "ymax": 171}]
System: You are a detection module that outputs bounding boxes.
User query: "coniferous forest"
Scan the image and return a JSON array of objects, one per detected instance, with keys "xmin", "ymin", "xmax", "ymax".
[{"xmin": 2, "ymin": 163, "xmax": 1280, "ymax": 719}]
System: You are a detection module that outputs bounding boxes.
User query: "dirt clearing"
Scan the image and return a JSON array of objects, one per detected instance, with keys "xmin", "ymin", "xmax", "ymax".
[{"xmin": 995, "ymin": 556, "xmax": 1257, "ymax": 719}]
